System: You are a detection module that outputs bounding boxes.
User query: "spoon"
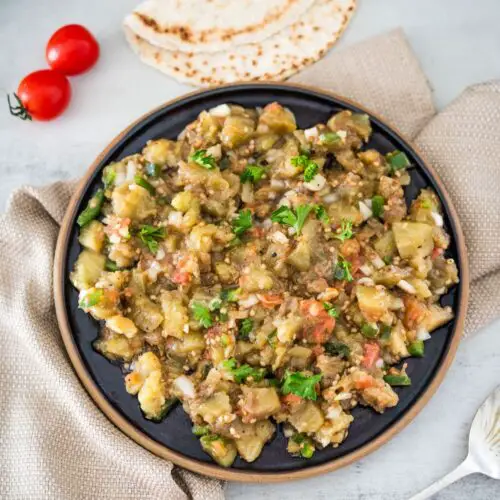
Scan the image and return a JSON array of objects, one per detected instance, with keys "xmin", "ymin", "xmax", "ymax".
[{"xmin": 409, "ymin": 385, "xmax": 500, "ymax": 500}]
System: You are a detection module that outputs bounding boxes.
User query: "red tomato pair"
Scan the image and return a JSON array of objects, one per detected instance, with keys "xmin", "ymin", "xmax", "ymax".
[{"xmin": 8, "ymin": 25, "xmax": 99, "ymax": 121}]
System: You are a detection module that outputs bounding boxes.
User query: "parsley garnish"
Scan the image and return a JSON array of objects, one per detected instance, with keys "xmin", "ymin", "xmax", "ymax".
[
  {"xmin": 222, "ymin": 358, "xmax": 267, "ymax": 383},
  {"xmin": 281, "ymin": 371, "xmax": 322, "ymax": 401},
  {"xmin": 190, "ymin": 149, "xmax": 217, "ymax": 169},
  {"xmin": 240, "ymin": 165, "xmax": 265, "ymax": 183},
  {"xmin": 79, "ymin": 289, "xmax": 103, "ymax": 309},
  {"xmin": 290, "ymin": 154, "xmax": 310, "ymax": 170},
  {"xmin": 323, "ymin": 302, "xmax": 339, "ymax": 318},
  {"xmin": 313, "ymin": 204, "xmax": 330, "ymax": 224},
  {"xmin": 138, "ymin": 225, "xmax": 166, "ymax": 253},
  {"xmin": 334, "ymin": 219, "xmax": 353, "ymax": 242},
  {"xmin": 270, "ymin": 204, "xmax": 312, "ymax": 235},
  {"xmin": 191, "ymin": 302, "xmax": 213, "ymax": 328},
  {"xmin": 232, "ymin": 209, "xmax": 253, "ymax": 237},
  {"xmin": 334, "ymin": 257, "xmax": 353, "ymax": 282},
  {"xmin": 238, "ymin": 318, "xmax": 254, "ymax": 339}
]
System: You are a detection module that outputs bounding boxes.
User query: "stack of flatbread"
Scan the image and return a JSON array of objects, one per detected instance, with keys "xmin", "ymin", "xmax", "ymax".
[{"xmin": 124, "ymin": 0, "xmax": 356, "ymax": 87}]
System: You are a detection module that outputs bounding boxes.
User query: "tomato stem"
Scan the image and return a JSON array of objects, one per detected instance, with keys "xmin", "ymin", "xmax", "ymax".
[{"xmin": 7, "ymin": 93, "xmax": 32, "ymax": 121}]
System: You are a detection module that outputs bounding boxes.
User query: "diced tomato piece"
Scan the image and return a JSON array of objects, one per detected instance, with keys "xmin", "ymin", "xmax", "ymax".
[
  {"xmin": 431, "ymin": 247, "xmax": 444, "ymax": 260},
  {"xmin": 354, "ymin": 374, "xmax": 376, "ymax": 390},
  {"xmin": 257, "ymin": 294, "xmax": 283, "ymax": 308},
  {"xmin": 249, "ymin": 227, "xmax": 265, "ymax": 238},
  {"xmin": 172, "ymin": 271, "xmax": 191, "ymax": 284},
  {"xmin": 311, "ymin": 317, "xmax": 336, "ymax": 344},
  {"xmin": 282, "ymin": 393, "xmax": 302, "ymax": 406},
  {"xmin": 300, "ymin": 299, "xmax": 324, "ymax": 318},
  {"xmin": 361, "ymin": 342, "xmax": 380, "ymax": 369},
  {"xmin": 403, "ymin": 296, "xmax": 428, "ymax": 329}
]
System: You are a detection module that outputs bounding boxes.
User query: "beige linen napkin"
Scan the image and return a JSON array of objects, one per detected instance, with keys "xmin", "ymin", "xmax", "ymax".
[{"xmin": 1, "ymin": 29, "xmax": 499, "ymax": 499}]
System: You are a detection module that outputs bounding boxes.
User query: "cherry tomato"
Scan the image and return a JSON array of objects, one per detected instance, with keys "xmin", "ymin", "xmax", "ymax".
[
  {"xmin": 46, "ymin": 24, "xmax": 99, "ymax": 76},
  {"xmin": 8, "ymin": 70, "xmax": 71, "ymax": 121}
]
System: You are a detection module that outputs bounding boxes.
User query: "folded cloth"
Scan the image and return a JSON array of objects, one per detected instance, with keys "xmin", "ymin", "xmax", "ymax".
[{"xmin": 1, "ymin": 29, "xmax": 499, "ymax": 499}]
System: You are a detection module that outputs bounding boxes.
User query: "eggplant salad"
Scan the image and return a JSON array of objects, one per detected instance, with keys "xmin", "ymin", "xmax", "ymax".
[{"xmin": 71, "ymin": 102, "xmax": 459, "ymax": 466}]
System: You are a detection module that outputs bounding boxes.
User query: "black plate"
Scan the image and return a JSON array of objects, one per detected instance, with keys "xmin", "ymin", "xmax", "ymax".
[{"xmin": 60, "ymin": 84, "xmax": 465, "ymax": 474}]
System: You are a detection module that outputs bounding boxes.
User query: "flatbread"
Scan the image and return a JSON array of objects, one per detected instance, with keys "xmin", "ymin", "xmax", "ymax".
[
  {"xmin": 124, "ymin": 0, "xmax": 356, "ymax": 87},
  {"xmin": 125, "ymin": 0, "xmax": 315, "ymax": 54}
]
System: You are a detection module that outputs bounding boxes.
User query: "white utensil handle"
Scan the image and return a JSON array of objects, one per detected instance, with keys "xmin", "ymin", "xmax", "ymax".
[{"xmin": 408, "ymin": 458, "xmax": 477, "ymax": 500}]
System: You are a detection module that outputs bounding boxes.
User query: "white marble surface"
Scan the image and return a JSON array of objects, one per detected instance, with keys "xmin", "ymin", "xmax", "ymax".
[{"xmin": 1, "ymin": 0, "xmax": 499, "ymax": 498}]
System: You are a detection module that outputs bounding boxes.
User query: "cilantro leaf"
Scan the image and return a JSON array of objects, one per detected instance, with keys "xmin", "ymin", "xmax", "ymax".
[
  {"xmin": 138, "ymin": 224, "xmax": 166, "ymax": 253},
  {"xmin": 191, "ymin": 302, "xmax": 213, "ymax": 328},
  {"xmin": 281, "ymin": 371, "xmax": 322, "ymax": 401},
  {"xmin": 324, "ymin": 341, "xmax": 350, "ymax": 359},
  {"xmin": 238, "ymin": 318, "xmax": 254, "ymax": 339},
  {"xmin": 290, "ymin": 154, "xmax": 310, "ymax": 169},
  {"xmin": 313, "ymin": 204, "xmax": 330, "ymax": 224},
  {"xmin": 303, "ymin": 161, "xmax": 319, "ymax": 182},
  {"xmin": 334, "ymin": 219, "xmax": 353, "ymax": 242},
  {"xmin": 333, "ymin": 257, "xmax": 353, "ymax": 282},
  {"xmin": 323, "ymin": 302, "xmax": 339, "ymax": 318},
  {"xmin": 222, "ymin": 358, "xmax": 267, "ymax": 383},
  {"xmin": 270, "ymin": 204, "xmax": 312, "ymax": 235},
  {"xmin": 190, "ymin": 149, "xmax": 217, "ymax": 169},
  {"xmin": 290, "ymin": 153, "xmax": 320, "ymax": 182},
  {"xmin": 241, "ymin": 165, "xmax": 265, "ymax": 183},
  {"xmin": 220, "ymin": 287, "xmax": 240, "ymax": 302},
  {"xmin": 232, "ymin": 209, "xmax": 253, "ymax": 237}
]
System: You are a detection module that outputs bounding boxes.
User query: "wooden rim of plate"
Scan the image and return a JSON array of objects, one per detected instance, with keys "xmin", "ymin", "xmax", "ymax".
[{"xmin": 54, "ymin": 82, "xmax": 469, "ymax": 483}]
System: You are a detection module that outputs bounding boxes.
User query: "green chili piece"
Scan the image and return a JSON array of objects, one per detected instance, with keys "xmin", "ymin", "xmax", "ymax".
[
  {"xmin": 134, "ymin": 175, "xmax": 156, "ymax": 194},
  {"xmin": 408, "ymin": 340, "xmax": 425, "ymax": 357},
  {"xmin": 384, "ymin": 374, "xmax": 411, "ymax": 386},
  {"xmin": 77, "ymin": 189, "xmax": 104, "ymax": 227}
]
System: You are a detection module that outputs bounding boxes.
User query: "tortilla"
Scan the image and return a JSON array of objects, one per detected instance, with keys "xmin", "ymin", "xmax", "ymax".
[
  {"xmin": 124, "ymin": 0, "xmax": 356, "ymax": 87},
  {"xmin": 125, "ymin": 0, "xmax": 315, "ymax": 54}
]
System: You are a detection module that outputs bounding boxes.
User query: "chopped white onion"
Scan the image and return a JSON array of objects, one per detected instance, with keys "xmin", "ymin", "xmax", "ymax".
[
  {"xmin": 168, "ymin": 211, "xmax": 183, "ymax": 227},
  {"xmin": 326, "ymin": 406, "xmax": 342, "ymax": 420},
  {"xmin": 375, "ymin": 358, "xmax": 385, "ymax": 369},
  {"xmin": 371, "ymin": 255, "xmax": 386, "ymax": 269},
  {"xmin": 363, "ymin": 198, "xmax": 373, "ymax": 209},
  {"xmin": 322, "ymin": 192, "xmax": 340, "ymax": 204},
  {"xmin": 270, "ymin": 179, "xmax": 286, "ymax": 189},
  {"xmin": 357, "ymin": 277, "xmax": 375, "ymax": 286},
  {"xmin": 146, "ymin": 261, "xmax": 162, "ymax": 282},
  {"xmin": 334, "ymin": 392, "xmax": 352, "ymax": 401},
  {"xmin": 337, "ymin": 130, "xmax": 347, "ymax": 140},
  {"xmin": 261, "ymin": 218, "xmax": 273, "ymax": 229},
  {"xmin": 270, "ymin": 231, "xmax": 289, "ymax": 244},
  {"xmin": 304, "ymin": 174, "xmax": 326, "ymax": 191},
  {"xmin": 206, "ymin": 144, "xmax": 222, "ymax": 160},
  {"xmin": 431, "ymin": 212, "xmax": 444, "ymax": 227},
  {"xmin": 156, "ymin": 248, "xmax": 165, "ymax": 260},
  {"xmin": 304, "ymin": 126, "xmax": 319, "ymax": 140},
  {"xmin": 114, "ymin": 170, "xmax": 126, "ymax": 187},
  {"xmin": 283, "ymin": 426, "xmax": 294, "ymax": 438},
  {"xmin": 359, "ymin": 264, "xmax": 373, "ymax": 276},
  {"xmin": 397, "ymin": 279, "xmax": 417, "ymax": 294},
  {"xmin": 278, "ymin": 197, "xmax": 291, "ymax": 208},
  {"xmin": 416, "ymin": 326, "xmax": 432, "ymax": 341},
  {"xmin": 209, "ymin": 104, "xmax": 231, "ymax": 117},
  {"xmin": 434, "ymin": 287, "xmax": 446, "ymax": 295},
  {"xmin": 174, "ymin": 376, "xmax": 196, "ymax": 398},
  {"xmin": 238, "ymin": 294, "xmax": 259, "ymax": 309},
  {"xmin": 359, "ymin": 201, "xmax": 373, "ymax": 220},
  {"xmin": 125, "ymin": 160, "xmax": 137, "ymax": 181},
  {"xmin": 390, "ymin": 297, "xmax": 405, "ymax": 310}
]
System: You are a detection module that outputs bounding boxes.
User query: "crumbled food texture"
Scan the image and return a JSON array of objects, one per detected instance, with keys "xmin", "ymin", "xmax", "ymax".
[{"xmin": 72, "ymin": 102, "xmax": 459, "ymax": 467}]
